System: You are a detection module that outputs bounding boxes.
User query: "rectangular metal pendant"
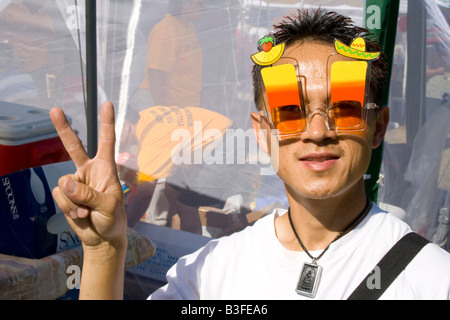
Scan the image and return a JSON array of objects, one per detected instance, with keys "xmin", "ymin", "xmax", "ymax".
[{"xmin": 295, "ymin": 262, "xmax": 322, "ymax": 298}]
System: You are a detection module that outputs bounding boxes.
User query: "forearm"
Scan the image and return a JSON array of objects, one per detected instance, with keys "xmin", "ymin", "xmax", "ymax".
[{"xmin": 79, "ymin": 241, "xmax": 127, "ymax": 300}]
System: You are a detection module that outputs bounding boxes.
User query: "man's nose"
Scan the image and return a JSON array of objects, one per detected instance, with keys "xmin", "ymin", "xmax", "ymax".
[{"xmin": 301, "ymin": 109, "xmax": 337, "ymax": 142}]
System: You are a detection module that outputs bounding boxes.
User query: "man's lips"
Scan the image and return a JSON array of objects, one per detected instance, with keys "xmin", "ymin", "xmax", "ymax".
[{"xmin": 299, "ymin": 153, "xmax": 340, "ymax": 171}]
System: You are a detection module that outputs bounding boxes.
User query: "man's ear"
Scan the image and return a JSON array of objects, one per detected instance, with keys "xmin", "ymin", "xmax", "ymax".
[
  {"xmin": 372, "ymin": 106, "xmax": 390, "ymax": 149},
  {"xmin": 251, "ymin": 111, "xmax": 269, "ymax": 154}
]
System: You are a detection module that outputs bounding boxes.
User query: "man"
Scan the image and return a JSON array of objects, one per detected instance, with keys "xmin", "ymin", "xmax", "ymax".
[
  {"xmin": 50, "ymin": 9, "xmax": 450, "ymax": 300},
  {"xmin": 129, "ymin": 0, "xmax": 210, "ymax": 231},
  {"xmin": 142, "ymin": 0, "xmax": 204, "ymax": 107}
]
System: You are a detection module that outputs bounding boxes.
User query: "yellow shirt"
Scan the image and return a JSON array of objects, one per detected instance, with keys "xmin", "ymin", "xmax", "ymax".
[
  {"xmin": 143, "ymin": 14, "xmax": 203, "ymax": 107},
  {"xmin": 136, "ymin": 106, "xmax": 232, "ymax": 182}
]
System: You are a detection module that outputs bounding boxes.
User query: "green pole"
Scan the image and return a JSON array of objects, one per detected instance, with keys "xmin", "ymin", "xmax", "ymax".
[{"xmin": 364, "ymin": 0, "xmax": 400, "ymax": 202}]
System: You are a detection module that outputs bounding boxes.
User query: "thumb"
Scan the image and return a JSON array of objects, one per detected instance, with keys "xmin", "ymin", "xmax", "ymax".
[{"xmin": 58, "ymin": 176, "xmax": 117, "ymax": 217}]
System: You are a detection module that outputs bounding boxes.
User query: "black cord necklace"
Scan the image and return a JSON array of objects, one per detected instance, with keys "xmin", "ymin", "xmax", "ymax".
[{"xmin": 288, "ymin": 199, "xmax": 372, "ymax": 298}]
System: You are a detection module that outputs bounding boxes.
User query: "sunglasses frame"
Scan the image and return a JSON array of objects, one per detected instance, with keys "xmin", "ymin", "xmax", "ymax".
[{"xmin": 258, "ymin": 53, "xmax": 379, "ymax": 139}]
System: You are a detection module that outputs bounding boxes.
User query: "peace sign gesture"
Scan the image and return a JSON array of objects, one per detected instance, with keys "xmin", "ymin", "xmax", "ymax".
[
  {"xmin": 50, "ymin": 102, "xmax": 127, "ymax": 299},
  {"xmin": 50, "ymin": 101, "xmax": 127, "ymax": 248}
]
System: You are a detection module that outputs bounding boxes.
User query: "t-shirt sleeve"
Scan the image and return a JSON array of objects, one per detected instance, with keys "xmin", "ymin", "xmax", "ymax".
[
  {"xmin": 148, "ymin": 262, "xmax": 199, "ymax": 300},
  {"xmin": 147, "ymin": 240, "xmax": 217, "ymax": 300},
  {"xmin": 397, "ymin": 243, "xmax": 450, "ymax": 299}
]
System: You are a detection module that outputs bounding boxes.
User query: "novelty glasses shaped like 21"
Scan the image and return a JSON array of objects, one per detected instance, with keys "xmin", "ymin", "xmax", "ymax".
[{"xmin": 258, "ymin": 55, "xmax": 379, "ymax": 138}]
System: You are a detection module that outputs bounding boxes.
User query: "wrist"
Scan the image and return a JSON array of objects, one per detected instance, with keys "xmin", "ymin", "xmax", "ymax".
[
  {"xmin": 82, "ymin": 236, "xmax": 128, "ymax": 261},
  {"xmin": 79, "ymin": 238, "xmax": 127, "ymax": 300}
]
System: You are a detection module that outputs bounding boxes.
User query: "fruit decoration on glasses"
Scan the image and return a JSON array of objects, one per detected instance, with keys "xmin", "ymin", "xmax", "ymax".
[{"xmin": 251, "ymin": 35, "xmax": 285, "ymax": 66}]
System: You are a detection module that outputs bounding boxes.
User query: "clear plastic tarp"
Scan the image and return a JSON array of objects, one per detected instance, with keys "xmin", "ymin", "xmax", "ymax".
[
  {"xmin": 114, "ymin": 0, "xmax": 368, "ymax": 240},
  {"xmin": 0, "ymin": 0, "xmax": 448, "ymax": 299}
]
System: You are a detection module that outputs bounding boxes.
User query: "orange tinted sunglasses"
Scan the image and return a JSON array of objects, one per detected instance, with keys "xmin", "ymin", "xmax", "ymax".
[{"xmin": 259, "ymin": 57, "xmax": 378, "ymax": 137}]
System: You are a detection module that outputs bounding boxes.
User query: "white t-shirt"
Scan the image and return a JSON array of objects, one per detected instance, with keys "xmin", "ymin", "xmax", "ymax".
[{"xmin": 149, "ymin": 204, "xmax": 450, "ymax": 299}]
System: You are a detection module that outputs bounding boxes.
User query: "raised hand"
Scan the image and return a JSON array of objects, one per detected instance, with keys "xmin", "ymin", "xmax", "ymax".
[
  {"xmin": 50, "ymin": 102, "xmax": 127, "ymax": 299},
  {"xmin": 50, "ymin": 101, "xmax": 127, "ymax": 250}
]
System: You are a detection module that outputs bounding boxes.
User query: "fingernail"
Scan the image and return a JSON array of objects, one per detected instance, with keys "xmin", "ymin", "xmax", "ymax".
[
  {"xmin": 68, "ymin": 210, "xmax": 77, "ymax": 219},
  {"xmin": 64, "ymin": 178, "xmax": 77, "ymax": 194},
  {"xmin": 76, "ymin": 207, "xmax": 89, "ymax": 218}
]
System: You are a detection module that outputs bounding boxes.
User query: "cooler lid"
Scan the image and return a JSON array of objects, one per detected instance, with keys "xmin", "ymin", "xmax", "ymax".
[{"xmin": 0, "ymin": 101, "xmax": 70, "ymax": 145}]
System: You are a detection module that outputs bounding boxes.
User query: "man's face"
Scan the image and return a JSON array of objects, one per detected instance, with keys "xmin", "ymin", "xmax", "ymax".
[{"xmin": 253, "ymin": 41, "xmax": 387, "ymax": 200}]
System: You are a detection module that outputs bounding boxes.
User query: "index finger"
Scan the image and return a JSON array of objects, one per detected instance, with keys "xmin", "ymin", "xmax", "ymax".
[{"xmin": 50, "ymin": 107, "xmax": 89, "ymax": 168}]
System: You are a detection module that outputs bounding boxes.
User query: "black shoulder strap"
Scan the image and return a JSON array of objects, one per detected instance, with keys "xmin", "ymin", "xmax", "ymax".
[{"xmin": 348, "ymin": 232, "xmax": 430, "ymax": 300}]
